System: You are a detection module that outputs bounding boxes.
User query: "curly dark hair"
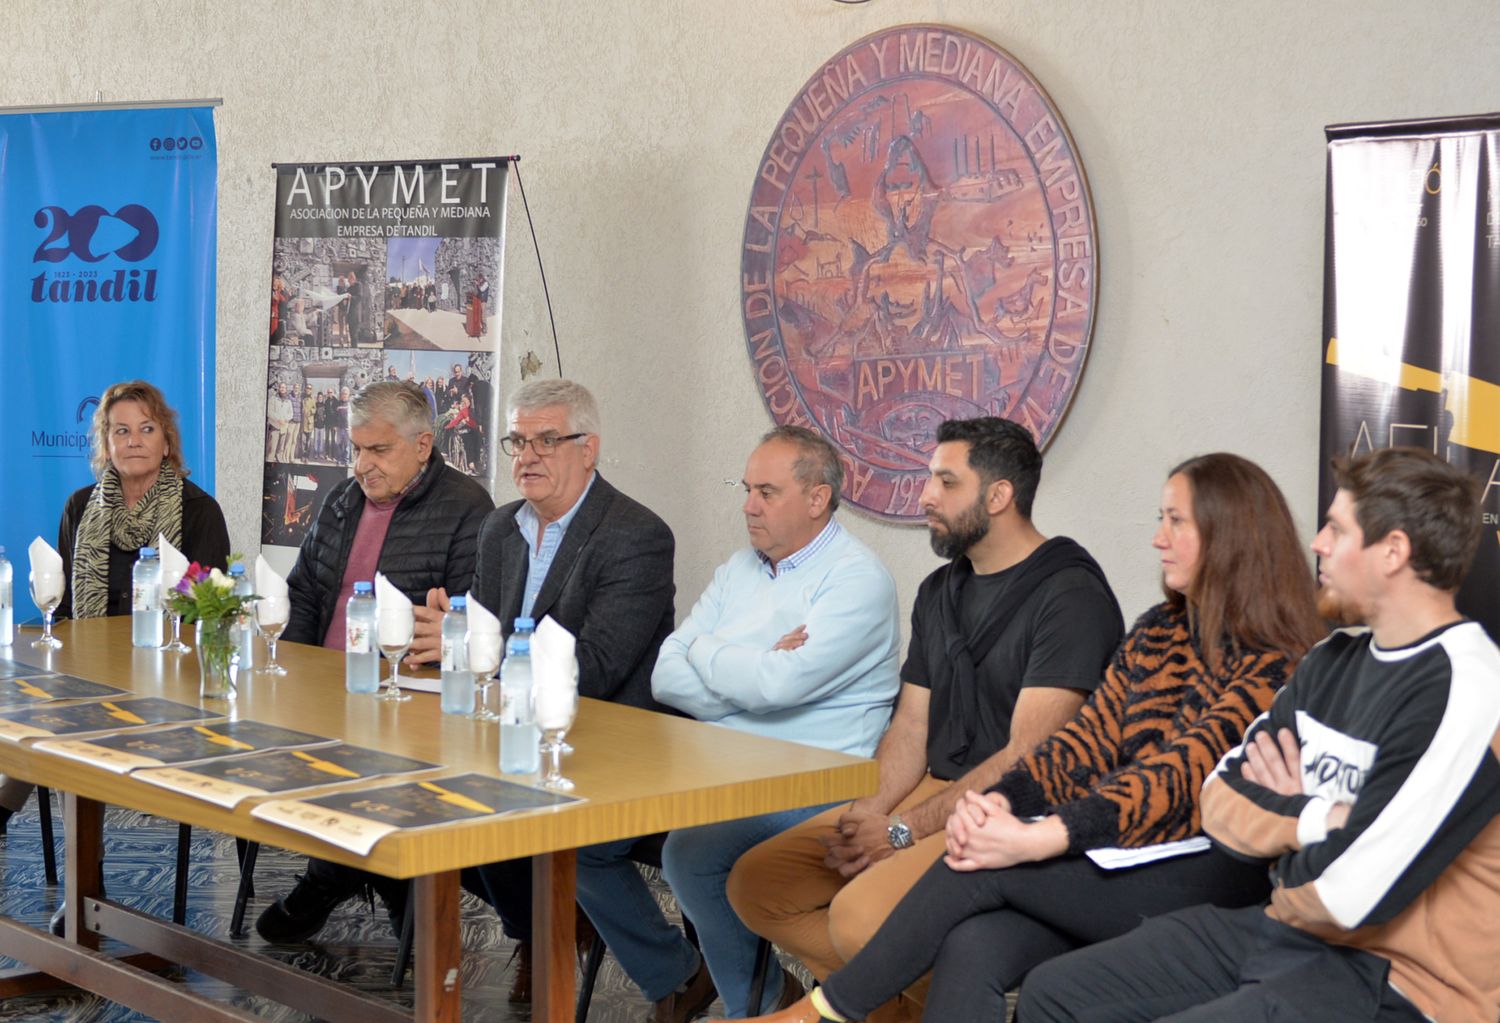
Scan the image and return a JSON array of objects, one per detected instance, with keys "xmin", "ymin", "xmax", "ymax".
[{"xmin": 935, "ymin": 417, "xmax": 1041, "ymax": 518}]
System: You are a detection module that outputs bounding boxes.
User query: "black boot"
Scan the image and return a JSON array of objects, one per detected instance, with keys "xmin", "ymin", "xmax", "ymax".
[{"xmin": 254, "ymin": 868, "xmax": 356, "ymax": 943}]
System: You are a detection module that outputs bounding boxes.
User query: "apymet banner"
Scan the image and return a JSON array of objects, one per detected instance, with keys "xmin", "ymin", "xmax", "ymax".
[
  {"xmin": 259, "ymin": 158, "xmax": 508, "ymax": 577},
  {"xmin": 0, "ymin": 106, "xmax": 217, "ymax": 620},
  {"xmin": 1322, "ymin": 114, "xmax": 1500, "ymax": 639}
]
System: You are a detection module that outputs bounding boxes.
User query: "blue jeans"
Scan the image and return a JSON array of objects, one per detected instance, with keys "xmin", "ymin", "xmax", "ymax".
[{"xmin": 577, "ymin": 802, "xmax": 833, "ymax": 1015}]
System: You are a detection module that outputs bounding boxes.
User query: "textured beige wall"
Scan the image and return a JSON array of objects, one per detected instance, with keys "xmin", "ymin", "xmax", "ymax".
[{"xmin": 6, "ymin": 0, "xmax": 1499, "ymax": 626}]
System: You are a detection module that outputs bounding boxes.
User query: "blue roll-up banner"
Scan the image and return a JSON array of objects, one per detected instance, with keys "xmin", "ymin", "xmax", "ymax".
[{"xmin": 0, "ymin": 106, "xmax": 217, "ymax": 621}]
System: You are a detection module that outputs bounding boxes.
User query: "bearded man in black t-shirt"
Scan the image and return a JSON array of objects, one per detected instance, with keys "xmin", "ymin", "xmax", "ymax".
[{"xmin": 730, "ymin": 417, "xmax": 1123, "ymax": 1020}]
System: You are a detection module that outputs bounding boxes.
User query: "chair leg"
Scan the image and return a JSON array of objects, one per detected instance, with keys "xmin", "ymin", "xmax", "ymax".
[
  {"xmin": 229, "ymin": 840, "xmax": 260, "ymax": 938},
  {"xmin": 575, "ymin": 932, "xmax": 606, "ymax": 1023},
  {"xmin": 38, "ymin": 787, "xmax": 57, "ymax": 886},
  {"xmin": 391, "ymin": 894, "xmax": 416, "ymax": 987},
  {"xmin": 172, "ymin": 823, "xmax": 191, "ymax": 924},
  {"xmin": 747, "ymin": 937, "xmax": 775, "ymax": 1014},
  {"xmin": 234, "ymin": 837, "xmax": 254, "ymax": 898}
]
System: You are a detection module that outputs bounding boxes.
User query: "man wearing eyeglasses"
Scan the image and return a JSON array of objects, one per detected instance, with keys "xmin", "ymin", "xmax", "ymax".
[
  {"xmin": 406, "ymin": 377, "xmax": 677, "ymax": 1000},
  {"xmin": 408, "ymin": 377, "xmax": 675, "ymax": 710}
]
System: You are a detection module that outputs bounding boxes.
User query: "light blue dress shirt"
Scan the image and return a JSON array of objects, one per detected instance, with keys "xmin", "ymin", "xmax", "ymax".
[
  {"xmin": 515, "ymin": 473, "xmax": 596, "ymax": 620},
  {"xmin": 651, "ymin": 518, "xmax": 901, "ymax": 758}
]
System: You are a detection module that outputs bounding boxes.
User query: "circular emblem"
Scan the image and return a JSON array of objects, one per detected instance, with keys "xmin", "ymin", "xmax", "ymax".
[{"xmin": 741, "ymin": 24, "xmax": 1099, "ymax": 521}]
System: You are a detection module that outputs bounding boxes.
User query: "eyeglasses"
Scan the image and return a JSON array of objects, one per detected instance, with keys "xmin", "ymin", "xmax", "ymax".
[{"xmin": 500, "ymin": 432, "xmax": 588, "ymax": 457}]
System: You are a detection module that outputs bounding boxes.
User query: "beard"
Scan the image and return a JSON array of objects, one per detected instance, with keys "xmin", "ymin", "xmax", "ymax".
[
  {"xmin": 1316, "ymin": 584, "xmax": 1365, "ymax": 626},
  {"xmin": 928, "ymin": 497, "xmax": 990, "ymax": 559}
]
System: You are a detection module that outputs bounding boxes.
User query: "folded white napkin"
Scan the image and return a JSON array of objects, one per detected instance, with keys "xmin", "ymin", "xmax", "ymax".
[
  {"xmin": 533, "ymin": 677, "xmax": 577, "ymax": 730},
  {"xmin": 254, "ymin": 555, "xmax": 290, "ymax": 626},
  {"xmin": 255, "ymin": 555, "xmax": 289, "ymax": 599},
  {"xmin": 532, "ymin": 616, "xmax": 579, "ymax": 691},
  {"xmin": 157, "ymin": 533, "xmax": 189, "ymax": 591},
  {"xmin": 465, "ymin": 592, "xmax": 502, "ymax": 676},
  {"xmin": 28, "ymin": 537, "xmax": 64, "ymax": 606},
  {"xmin": 257, "ymin": 596, "xmax": 291, "ymax": 627},
  {"xmin": 374, "ymin": 572, "xmax": 413, "ymax": 646}
]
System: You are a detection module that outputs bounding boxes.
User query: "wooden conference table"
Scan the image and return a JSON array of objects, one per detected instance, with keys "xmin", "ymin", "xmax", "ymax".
[{"xmin": 0, "ymin": 617, "xmax": 876, "ymax": 1022}]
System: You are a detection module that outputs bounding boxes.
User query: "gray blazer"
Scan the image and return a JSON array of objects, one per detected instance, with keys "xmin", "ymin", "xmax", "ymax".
[{"xmin": 472, "ymin": 474, "xmax": 675, "ymax": 712}]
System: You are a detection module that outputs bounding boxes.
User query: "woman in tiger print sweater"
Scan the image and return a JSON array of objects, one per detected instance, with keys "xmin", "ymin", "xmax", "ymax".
[{"xmin": 731, "ymin": 454, "xmax": 1326, "ymax": 1023}]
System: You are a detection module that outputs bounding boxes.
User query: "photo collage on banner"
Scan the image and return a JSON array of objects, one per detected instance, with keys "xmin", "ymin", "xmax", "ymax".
[{"xmin": 261, "ymin": 159, "xmax": 509, "ymax": 564}]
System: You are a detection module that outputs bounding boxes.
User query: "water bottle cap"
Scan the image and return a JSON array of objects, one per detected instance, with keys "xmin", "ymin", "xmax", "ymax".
[
  {"xmin": 514, "ymin": 616, "xmax": 535, "ymax": 631},
  {"xmin": 228, "ymin": 563, "xmax": 246, "ymax": 577},
  {"xmin": 0, "ymin": 546, "xmax": 6, "ymax": 555},
  {"xmin": 353, "ymin": 581, "xmax": 373, "ymax": 595},
  {"xmin": 450, "ymin": 596, "xmax": 467, "ymax": 609},
  {"xmin": 140, "ymin": 547, "xmax": 157, "ymax": 558}
]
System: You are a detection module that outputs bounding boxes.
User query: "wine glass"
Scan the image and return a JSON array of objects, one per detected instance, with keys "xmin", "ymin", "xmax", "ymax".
[
  {"xmin": 255, "ymin": 599, "xmax": 289, "ymax": 676},
  {"xmin": 28, "ymin": 573, "xmax": 62, "ymax": 650},
  {"xmin": 466, "ymin": 629, "xmax": 500, "ymax": 722},
  {"xmin": 162, "ymin": 603, "xmax": 191, "ymax": 654},
  {"xmin": 377, "ymin": 612, "xmax": 414, "ymax": 703},
  {"xmin": 534, "ymin": 682, "xmax": 578, "ymax": 791}
]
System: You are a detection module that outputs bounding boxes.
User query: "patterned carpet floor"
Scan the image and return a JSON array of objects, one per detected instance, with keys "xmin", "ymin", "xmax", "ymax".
[{"xmin": 0, "ymin": 794, "xmax": 727, "ymax": 1022}]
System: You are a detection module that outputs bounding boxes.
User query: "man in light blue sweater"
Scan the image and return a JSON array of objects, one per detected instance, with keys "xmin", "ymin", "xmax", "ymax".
[{"xmin": 576, "ymin": 425, "xmax": 901, "ymax": 1023}]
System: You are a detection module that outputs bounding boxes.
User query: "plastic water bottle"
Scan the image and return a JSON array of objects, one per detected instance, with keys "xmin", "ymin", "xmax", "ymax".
[
  {"xmin": 345, "ymin": 581, "xmax": 380, "ymax": 693},
  {"xmin": 0, "ymin": 546, "xmax": 12, "ymax": 647},
  {"xmin": 132, "ymin": 547, "xmax": 162, "ymax": 648},
  {"xmin": 499, "ymin": 618, "xmax": 540, "ymax": 773},
  {"xmin": 440, "ymin": 596, "xmax": 470, "ymax": 714},
  {"xmin": 229, "ymin": 563, "xmax": 255, "ymax": 674}
]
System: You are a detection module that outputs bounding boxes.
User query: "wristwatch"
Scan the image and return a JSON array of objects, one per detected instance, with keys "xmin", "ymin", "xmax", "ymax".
[{"xmin": 887, "ymin": 814, "xmax": 914, "ymax": 850}]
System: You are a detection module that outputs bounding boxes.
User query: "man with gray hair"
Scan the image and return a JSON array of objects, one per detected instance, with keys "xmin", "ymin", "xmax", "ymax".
[
  {"xmin": 571, "ymin": 425, "xmax": 902, "ymax": 1022},
  {"xmin": 257, "ymin": 378, "xmax": 495, "ymax": 943},
  {"xmin": 407, "ymin": 377, "xmax": 678, "ymax": 999},
  {"xmin": 409, "ymin": 377, "xmax": 674, "ymax": 709}
]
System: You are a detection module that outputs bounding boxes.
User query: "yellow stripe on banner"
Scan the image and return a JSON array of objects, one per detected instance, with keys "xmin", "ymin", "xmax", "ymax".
[
  {"xmin": 291, "ymin": 749, "xmax": 361, "ymax": 778},
  {"xmin": 102, "ymin": 702, "xmax": 146, "ymax": 725},
  {"xmin": 1445, "ymin": 373, "xmax": 1500, "ymax": 455},
  {"xmin": 193, "ymin": 725, "xmax": 255, "ymax": 751},
  {"xmin": 418, "ymin": 781, "xmax": 496, "ymax": 815},
  {"xmin": 1326, "ymin": 338, "xmax": 1500, "ymax": 455},
  {"xmin": 15, "ymin": 680, "xmax": 50, "ymax": 699},
  {"xmin": 1325, "ymin": 338, "xmax": 1443, "ymax": 392}
]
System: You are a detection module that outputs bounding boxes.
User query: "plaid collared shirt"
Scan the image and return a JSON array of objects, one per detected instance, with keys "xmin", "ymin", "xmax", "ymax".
[{"xmin": 756, "ymin": 517, "xmax": 843, "ymax": 578}]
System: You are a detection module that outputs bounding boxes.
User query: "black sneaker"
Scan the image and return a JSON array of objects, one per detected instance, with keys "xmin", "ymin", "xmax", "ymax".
[{"xmin": 254, "ymin": 872, "xmax": 353, "ymax": 943}]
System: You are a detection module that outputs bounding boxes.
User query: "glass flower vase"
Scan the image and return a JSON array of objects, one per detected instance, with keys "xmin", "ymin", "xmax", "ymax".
[{"xmin": 195, "ymin": 616, "xmax": 237, "ymax": 700}]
